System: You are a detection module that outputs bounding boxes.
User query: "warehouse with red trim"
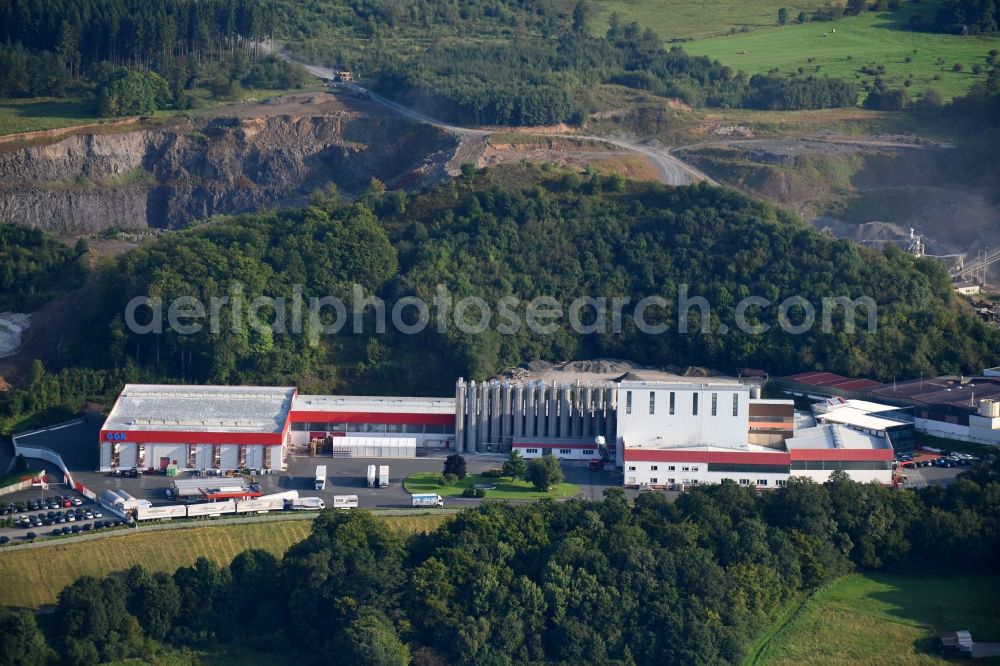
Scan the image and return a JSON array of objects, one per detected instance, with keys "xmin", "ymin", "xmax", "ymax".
[{"xmin": 100, "ymin": 385, "xmax": 296, "ymax": 473}]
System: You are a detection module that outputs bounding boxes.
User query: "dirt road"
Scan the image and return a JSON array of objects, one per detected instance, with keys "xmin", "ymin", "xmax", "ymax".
[{"xmin": 283, "ymin": 56, "xmax": 715, "ymax": 186}]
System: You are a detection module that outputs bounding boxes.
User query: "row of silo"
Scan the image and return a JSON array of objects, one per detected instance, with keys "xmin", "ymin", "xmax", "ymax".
[{"xmin": 454, "ymin": 378, "xmax": 617, "ymax": 453}]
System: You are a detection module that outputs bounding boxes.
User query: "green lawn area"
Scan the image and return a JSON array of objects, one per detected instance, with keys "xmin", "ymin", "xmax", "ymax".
[
  {"xmin": 0, "ymin": 513, "xmax": 449, "ymax": 608},
  {"xmin": 683, "ymin": 4, "xmax": 1000, "ymax": 100},
  {"xmin": 0, "ymin": 98, "xmax": 100, "ymax": 136},
  {"xmin": 404, "ymin": 471, "xmax": 580, "ymax": 500},
  {"xmin": 0, "ymin": 83, "xmax": 323, "ymax": 138},
  {"xmin": 753, "ymin": 572, "xmax": 1000, "ymax": 665},
  {"xmin": 590, "ymin": 0, "xmax": 819, "ymax": 40}
]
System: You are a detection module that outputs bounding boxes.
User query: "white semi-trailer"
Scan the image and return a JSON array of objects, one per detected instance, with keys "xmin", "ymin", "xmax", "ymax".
[
  {"xmin": 367, "ymin": 465, "xmax": 377, "ymax": 487},
  {"xmin": 315, "ymin": 465, "xmax": 327, "ymax": 491},
  {"xmin": 235, "ymin": 497, "xmax": 286, "ymax": 513},
  {"xmin": 332, "ymin": 495, "xmax": 359, "ymax": 509},
  {"xmin": 288, "ymin": 497, "xmax": 326, "ymax": 510},
  {"xmin": 378, "ymin": 465, "xmax": 389, "ymax": 488},
  {"xmin": 411, "ymin": 493, "xmax": 444, "ymax": 508}
]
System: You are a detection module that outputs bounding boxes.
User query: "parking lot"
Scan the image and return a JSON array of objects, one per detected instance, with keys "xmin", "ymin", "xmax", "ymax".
[{"xmin": 0, "ymin": 488, "xmax": 131, "ymax": 544}]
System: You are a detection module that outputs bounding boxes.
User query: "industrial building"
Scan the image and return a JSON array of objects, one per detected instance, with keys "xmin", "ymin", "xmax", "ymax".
[
  {"xmin": 811, "ymin": 398, "xmax": 916, "ymax": 454},
  {"xmin": 100, "ymin": 375, "xmax": 899, "ymax": 486},
  {"xmin": 453, "ymin": 378, "xmax": 619, "ymax": 454},
  {"xmin": 616, "ymin": 382, "xmax": 893, "ymax": 489},
  {"xmin": 288, "ymin": 394, "xmax": 456, "ymax": 453},
  {"xmin": 100, "ymin": 385, "xmax": 296, "ymax": 473},
  {"xmin": 871, "ymin": 375, "xmax": 1000, "ymax": 445}
]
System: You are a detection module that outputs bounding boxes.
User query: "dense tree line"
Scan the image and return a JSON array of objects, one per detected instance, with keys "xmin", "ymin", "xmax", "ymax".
[
  {"xmin": 0, "ymin": 0, "xmax": 304, "ymax": 110},
  {"xmin": 0, "ymin": 224, "xmax": 86, "ymax": 311},
  {"xmin": 53, "ymin": 171, "xmax": 1000, "ymax": 397},
  {"xmin": 909, "ymin": 0, "xmax": 999, "ymax": 34},
  {"xmin": 5, "ymin": 461, "xmax": 999, "ymax": 665}
]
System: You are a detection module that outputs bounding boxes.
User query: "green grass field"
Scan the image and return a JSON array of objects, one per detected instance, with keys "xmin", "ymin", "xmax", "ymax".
[
  {"xmin": 683, "ymin": 4, "xmax": 1000, "ymax": 99},
  {"xmin": 0, "ymin": 513, "xmax": 449, "ymax": 608},
  {"xmin": 0, "ymin": 84, "xmax": 322, "ymax": 138},
  {"xmin": 753, "ymin": 573, "xmax": 1000, "ymax": 665},
  {"xmin": 591, "ymin": 0, "xmax": 818, "ymax": 40},
  {"xmin": 404, "ymin": 471, "xmax": 580, "ymax": 500}
]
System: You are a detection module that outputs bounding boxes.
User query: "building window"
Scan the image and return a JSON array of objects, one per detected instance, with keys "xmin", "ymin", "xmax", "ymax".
[
  {"xmin": 757, "ymin": 479, "xmax": 768, "ymax": 486},
  {"xmin": 668, "ymin": 478, "xmax": 675, "ymax": 484},
  {"xmin": 526, "ymin": 448, "xmax": 539, "ymax": 454},
  {"xmin": 650, "ymin": 478, "xmax": 658, "ymax": 484},
  {"xmin": 583, "ymin": 449, "xmax": 594, "ymax": 455},
  {"xmin": 649, "ymin": 392, "xmax": 656, "ymax": 415},
  {"xmin": 626, "ymin": 391, "xmax": 632, "ymax": 415},
  {"xmin": 668, "ymin": 465, "xmax": 675, "ymax": 471},
  {"xmin": 733, "ymin": 394, "xmax": 739, "ymax": 417},
  {"xmin": 628, "ymin": 465, "xmax": 636, "ymax": 471},
  {"xmin": 693, "ymin": 393, "xmax": 699, "ymax": 416},
  {"xmin": 681, "ymin": 466, "xmax": 689, "ymax": 472},
  {"xmin": 651, "ymin": 465, "xmax": 658, "ymax": 471},
  {"xmin": 740, "ymin": 479, "xmax": 750, "ymax": 485},
  {"xmin": 559, "ymin": 449, "xmax": 571, "ymax": 455},
  {"xmin": 669, "ymin": 392, "xmax": 675, "ymax": 415},
  {"xmin": 777, "ymin": 479, "xmax": 787, "ymax": 487},
  {"xmin": 711, "ymin": 393, "xmax": 718, "ymax": 416}
]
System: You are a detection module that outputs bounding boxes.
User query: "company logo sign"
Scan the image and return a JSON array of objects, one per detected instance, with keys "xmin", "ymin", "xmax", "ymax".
[{"xmin": 105, "ymin": 432, "xmax": 128, "ymax": 441}]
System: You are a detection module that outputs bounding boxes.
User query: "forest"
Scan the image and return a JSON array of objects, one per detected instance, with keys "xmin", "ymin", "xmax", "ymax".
[
  {"xmin": 912, "ymin": 0, "xmax": 1000, "ymax": 34},
  {"xmin": 3, "ymin": 461, "xmax": 999, "ymax": 665},
  {"xmin": 0, "ymin": 224, "xmax": 86, "ymax": 311},
  {"xmin": 0, "ymin": 0, "xmax": 863, "ymax": 122},
  {"xmin": 0, "ymin": 0, "xmax": 305, "ymax": 110},
  {"xmin": 3, "ymin": 169, "xmax": 999, "ymax": 429}
]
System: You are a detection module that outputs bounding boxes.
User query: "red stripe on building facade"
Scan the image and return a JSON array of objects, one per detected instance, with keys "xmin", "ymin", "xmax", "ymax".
[
  {"xmin": 100, "ymin": 430, "xmax": 285, "ymax": 446},
  {"xmin": 788, "ymin": 448, "xmax": 893, "ymax": 461},
  {"xmin": 289, "ymin": 411, "xmax": 455, "ymax": 426}
]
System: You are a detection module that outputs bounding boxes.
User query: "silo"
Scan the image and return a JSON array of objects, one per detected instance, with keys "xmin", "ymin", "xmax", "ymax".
[
  {"xmin": 455, "ymin": 378, "xmax": 466, "ymax": 453},
  {"xmin": 524, "ymin": 383, "xmax": 536, "ymax": 437},
  {"xmin": 582, "ymin": 384, "xmax": 593, "ymax": 438},
  {"xmin": 605, "ymin": 385, "xmax": 617, "ymax": 442},
  {"xmin": 513, "ymin": 383, "xmax": 524, "ymax": 438},
  {"xmin": 547, "ymin": 381, "xmax": 558, "ymax": 440},
  {"xmin": 540, "ymin": 382, "xmax": 547, "ymax": 437},
  {"xmin": 559, "ymin": 385, "xmax": 570, "ymax": 438},
  {"xmin": 571, "ymin": 381, "xmax": 583, "ymax": 438},
  {"xmin": 501, "ymin": 383, "xmax": 512, "ymax": 445},
  {"xmin": 593, "ymin": 385, "xmax": 605, "ymax": 437},
  {"xmin": 477, "ymin": 381, "xmax": 488, "ymax": 452},
  {"xmin": 490, "ymin": 381, "xmax": 501, "ymax": 449},
  {"xmin": 467, "ymin": 381, "xmax": 478, "ymax": 453}
]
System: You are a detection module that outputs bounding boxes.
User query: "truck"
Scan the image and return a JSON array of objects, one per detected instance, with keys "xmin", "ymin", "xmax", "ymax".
[
  {"xmin": 367, "ymin": 465, "xmax": 377, "ymax": 487},
  {"xmin": 314, "ymin": 465, "xmax": 327, "ymax": 491},
  {"xmin": 287, "ymin": 497, "xmax": 326, "ymax": 511},
  {"xmin": 378, "ymin": 465, "xmax": 390, "ymax": 488},
  {"xmin": 332, "ymin": 495, "xmax": 359, "ymax": 510},
  {"xmin": 411, "ymin": 493, "xmax": 444, "ymax": 508}
]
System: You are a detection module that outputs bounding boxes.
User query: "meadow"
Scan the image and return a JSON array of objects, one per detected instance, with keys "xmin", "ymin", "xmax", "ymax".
[
  {"xmin": 404, "ymin": 471, "xmax": 580, "ymax": 500},
  {"xmin": 682, "ymin": 4, "xmax": 1000, "ymax": 99},
  {"xmin": 0, "ymin": 512, "xmax": 450, "ymax": 608},
  {"xmin": 751, "ymin": 573, "xmax": 1000, "ymax": 665},
  {"xmin": 591, "ymin": 0, "xmax": 818, "ymax": 40}
]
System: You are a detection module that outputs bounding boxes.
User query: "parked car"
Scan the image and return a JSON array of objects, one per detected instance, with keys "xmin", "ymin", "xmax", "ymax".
[
  {"xmin": 92, "ymin": 511, "xmax": 103, "ymax": 518},
  {"xmin": 0, "ymin": 536, "xmax": 8, "ymax": 545},
  {"xmin": 25, "ymin": 532, "xmax": 36, "ymax": 540},
  {"xmin": 71, "ymin": 498, "xmax": 83, "ymax": 507},
  {"xmin": 60, "ymin": 526, "xmax": 71, "ymax": 535}
]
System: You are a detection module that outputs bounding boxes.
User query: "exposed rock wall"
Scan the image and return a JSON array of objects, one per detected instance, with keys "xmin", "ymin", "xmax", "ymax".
[{"xmin": 0, "ymin": 110, "xmax": 455, "ymax": 232}]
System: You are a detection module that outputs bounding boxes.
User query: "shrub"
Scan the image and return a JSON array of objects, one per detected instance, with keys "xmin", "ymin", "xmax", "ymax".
[
  {"xmin": 461, "ymin": 488, "xmax": 486, "ymax": 498},
  {"xmin": 953, "ymin": 63, "xmax": 964, "ymax": 72},
  {"xmin": 440, "ymin": 473, "xmax": 458, "ymax": 487},
  {"xmin": 480, "ymin": 468, "xmax": 504, "ymax": 479}
]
